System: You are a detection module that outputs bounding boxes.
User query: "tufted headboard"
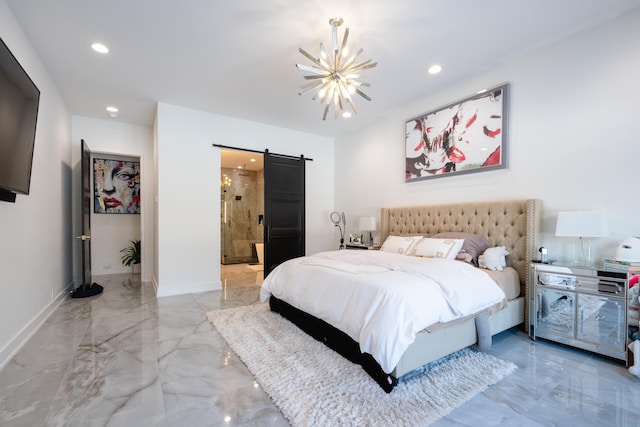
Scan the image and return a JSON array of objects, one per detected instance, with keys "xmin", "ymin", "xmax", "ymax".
[{"xmin": 380, "ymin": 199, "xmax": 542, "ymax": 329}]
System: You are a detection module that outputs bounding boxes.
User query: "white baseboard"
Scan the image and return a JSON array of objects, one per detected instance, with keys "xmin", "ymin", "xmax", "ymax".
[
  {"xmin": 151, "ymin": 275, "xmax": 159, "ymax": 295},
  {"xmin": 156, "ymin": 279, "xmax": 222, "ymax": 298},
  {"xmin": 0, "ymin": 282, "xmax": 73, "ymax": 370}
]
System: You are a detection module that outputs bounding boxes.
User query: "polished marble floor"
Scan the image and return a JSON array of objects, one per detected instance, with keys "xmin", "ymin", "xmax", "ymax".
[{"xmin": 1, "ymin": 264, "xmax": 639, "ymax": 426}]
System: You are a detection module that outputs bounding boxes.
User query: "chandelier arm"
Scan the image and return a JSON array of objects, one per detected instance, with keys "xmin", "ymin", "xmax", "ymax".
[
  {"xmin": 298, "ymin": 80, "xmax": 325, "ymax": 96},
  {"xmin": 296, "ymin": 63, "xmax": 329, "ymax": 75},
  {"xmin": 321, "ymin": 83, "xmax": 335, "ymax": 105},
  {"xmin": 319, "ymin": 43, "xmax": 334, "ymax": 70},
  {"xmin": 322, "ymin": 105, "xmax": 330, "ymax": 121},
  {"xmin": 297, "ymin": 47, "xmax": 326, "ymax": 69},
  {"xmin": 346, "ymin": 59, "xmax": 377, "ymax": 73},
  {"xmin": 302, "ymin": 75, "xmax": 327, "ymax": 80},
  {"xmin": 341, "ymin": 48, "xmax": 364, "ymax": 70},
  {"xmin": 347, "ymin": 97, "xmax": 358, "ymax": 115},
  {"xmin": 340, "ymin": 28, "xmax": 350, "ymax": 55},
  {"xmin": 315, "ymin": 82, "xmax": 330, "ymax": 102},
  {"xmin": 359, "ymin": 62, "xmax": 378, "ymax": 70},
  {"xmin": 337, "ymin": 81, "xmax": 356, "ymax": 109},
  {"xmin": 346, "ymin": 79, "xmax": 371, "ymax": 87},
  {"xmin": 336, "ymin": 27, "xmax": 349, "ymax": 70},
  {"xmin": 301, "ymin": 80, "xmax": 324, "ymax": 90},
  {"xmin": 354, "ymin": 88, "xmax": 372, "ymax": 101}
]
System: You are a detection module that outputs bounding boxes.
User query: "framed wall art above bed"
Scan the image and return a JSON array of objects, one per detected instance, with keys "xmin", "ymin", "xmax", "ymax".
[{"xmin": 405, "ymin": 83, "xmax": 509, "ymax": 182}]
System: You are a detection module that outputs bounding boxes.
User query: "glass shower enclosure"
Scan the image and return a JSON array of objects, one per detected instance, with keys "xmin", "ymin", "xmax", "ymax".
[{"xmin": 220, "ymin": 166, "xmax": 264, "ymax": 264}]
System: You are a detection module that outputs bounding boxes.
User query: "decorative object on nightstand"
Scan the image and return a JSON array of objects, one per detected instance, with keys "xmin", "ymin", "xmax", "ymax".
[
  {"xmin": 358, "ymin": 216, "xmax": 377, "ymax": 247},
  {"xmin": 555, "ymin": 211, "xmax": 609, "ymax": 267},
  {"xmin": 330, "ymin": 211, "xmax": 346, "ymax": 249},
  {"xmin": 349, "ymin": 233, "xmax": 364, "ymax": 244},
  {"xmin": 614, "ymin": 236, "xmax": 640, "ymax": 263}
]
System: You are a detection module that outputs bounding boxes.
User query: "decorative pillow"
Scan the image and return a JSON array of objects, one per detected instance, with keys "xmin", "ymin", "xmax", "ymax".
[
  {"xmin": 432, "ymin": 232, "xmax": 491, "ymax": 265},
  {"xmin": 409, "ymin": 238, "xmax": 465, "ymax": 260},
  {"xmin": 379, "ymin": 235, "xmax": 423, "ymax": 255},
  {"xmin": 455, "ymin": 251, "xmax": 474, "ymax": 263},
  {"xmin": 478, "ymin": 246, "xmax": 509, "ymax": 271}
]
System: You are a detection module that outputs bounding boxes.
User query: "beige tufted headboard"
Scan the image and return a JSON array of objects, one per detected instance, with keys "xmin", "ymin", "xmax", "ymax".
[{"xmin": 380, "ymin": 199, "xmax": 542, "ymax": 329}]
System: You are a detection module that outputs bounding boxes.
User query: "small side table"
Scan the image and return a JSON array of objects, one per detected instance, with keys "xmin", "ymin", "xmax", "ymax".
[{"xmin": 529, "ymin": 262, "xmax": 632, "ymax": 363}]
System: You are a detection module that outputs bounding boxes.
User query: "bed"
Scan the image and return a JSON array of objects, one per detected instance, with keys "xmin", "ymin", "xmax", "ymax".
[{"xmin": 260, "ymin": 199, "xmax": 542, "ymax": 392}]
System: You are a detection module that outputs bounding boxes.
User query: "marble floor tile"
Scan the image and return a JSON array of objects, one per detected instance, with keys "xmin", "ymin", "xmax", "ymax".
[{"xmin": 0, "ymin": 266, "xmax": 638, "ymax": 427}]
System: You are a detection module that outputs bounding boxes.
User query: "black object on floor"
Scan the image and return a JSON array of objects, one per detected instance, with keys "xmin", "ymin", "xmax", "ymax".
[{"xmin": 70, "ymin": 283, "xmax": 104, "ymax": 298}]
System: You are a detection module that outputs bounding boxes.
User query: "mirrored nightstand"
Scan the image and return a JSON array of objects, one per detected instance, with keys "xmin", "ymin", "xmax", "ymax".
[{"xmin": 529, "ymin": 262, "xmax": 633, "ymax": 363}]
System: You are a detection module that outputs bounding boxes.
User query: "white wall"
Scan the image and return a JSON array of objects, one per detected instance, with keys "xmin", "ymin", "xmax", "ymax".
[
  {"xmin": 154, "ymin": 103, "xmax": 335, "ymax": 297},
  {"xmin": 0, "ymin": 0, "xmax": 73, "ymax": 367},
  {"xmin": 71, "ymin": 117, "xmax": 154, "ymax": 281},
  {"xmin": 335, "ymin": 10, "xmax": 640, "ymax": 264}
]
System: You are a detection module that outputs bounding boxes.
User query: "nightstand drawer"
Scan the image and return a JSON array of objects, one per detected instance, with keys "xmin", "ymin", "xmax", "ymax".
[{"xmin": 345, "ymin": 244, "xmax": 379, "ymax": 250}]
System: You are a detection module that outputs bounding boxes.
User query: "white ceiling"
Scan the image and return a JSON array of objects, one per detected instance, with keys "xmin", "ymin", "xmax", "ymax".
[{"xmin": 7, "ymin": 0, "xmax": 640, "ymax": 139}]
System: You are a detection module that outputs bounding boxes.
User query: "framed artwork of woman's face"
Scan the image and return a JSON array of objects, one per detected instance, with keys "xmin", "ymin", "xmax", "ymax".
[{"xmin": 93, "ymin": 158, "xmax": 140, "ymax": 214}]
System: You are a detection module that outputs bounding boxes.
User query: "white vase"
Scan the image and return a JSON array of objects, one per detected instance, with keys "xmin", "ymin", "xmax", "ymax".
[{"xmin": 132, "ymin": 263, "xmax": 141, "ymax": 274}]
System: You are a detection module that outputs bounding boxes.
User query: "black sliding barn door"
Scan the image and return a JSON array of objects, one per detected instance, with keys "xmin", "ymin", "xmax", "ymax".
[{"xmin": 263, "ymin": 151, "xmax": 305, "ymax": 276}]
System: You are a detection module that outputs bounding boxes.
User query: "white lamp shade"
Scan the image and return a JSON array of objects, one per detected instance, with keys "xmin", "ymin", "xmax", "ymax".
[
  {"xmin": 555, "ymin": 211, "xmax": 609, "ymax": 238},
  {"xmin": 359, "ymin": 217, "xmax": 377, "ymax": 231}
]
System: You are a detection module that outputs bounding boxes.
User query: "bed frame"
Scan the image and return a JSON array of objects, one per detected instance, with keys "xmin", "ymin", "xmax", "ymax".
[{"xmin": 270, "ymin": 199, "xmax": 542, "ymax": 392}]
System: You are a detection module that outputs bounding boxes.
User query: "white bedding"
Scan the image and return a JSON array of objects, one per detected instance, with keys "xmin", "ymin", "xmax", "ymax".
[{"xmin": 259, "ymin": 250, "xmax": 506, "ymax": 374}]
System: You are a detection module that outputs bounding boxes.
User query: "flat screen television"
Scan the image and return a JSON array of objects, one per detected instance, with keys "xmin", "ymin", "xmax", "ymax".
[{"xmin": 0, "ymin": 36, "xmax": 40, "ymax": 203}]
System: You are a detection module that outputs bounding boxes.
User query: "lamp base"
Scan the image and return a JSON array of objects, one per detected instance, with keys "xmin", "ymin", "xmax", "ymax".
[{"xmin": 567, "ymin": 260, "xmax": 595, "ymax": 269}]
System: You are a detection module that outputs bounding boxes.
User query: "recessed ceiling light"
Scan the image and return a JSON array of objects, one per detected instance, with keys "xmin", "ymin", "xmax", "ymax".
[
  {"xmin": 106, "ymin": 106, "xmax": 118, "ymax": 118},
  {"xmin": 249, "ymin": 158, "xmax": 256, "ymax": 162},
  {"xmin": 91, "ymin": 43, "xmax": 109, "ymax": 54},
  {"xmin": 342, "ymin": 111, "xmax": 352, "ymax": 118},
  {"xmin": 428, "ymin": 64, "xmax": 442, "ymax": 74}
]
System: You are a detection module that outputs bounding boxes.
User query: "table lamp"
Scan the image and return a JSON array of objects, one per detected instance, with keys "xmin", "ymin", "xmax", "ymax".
[
  {"xmin": 359, "ymin": 217, "xmax": 377, "ymax": 246},
  {"xmin": 555, "ymin": 211, "xmax": 609, "ymax": 266}
]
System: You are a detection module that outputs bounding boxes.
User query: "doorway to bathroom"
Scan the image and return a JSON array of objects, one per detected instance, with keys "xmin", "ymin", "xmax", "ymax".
[{"xmin": 220, "ymin": 149, "xmax": 264, "ymax": 266}]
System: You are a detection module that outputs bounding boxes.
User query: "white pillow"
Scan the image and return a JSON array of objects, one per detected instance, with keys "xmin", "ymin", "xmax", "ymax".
[
  {"xmin": 380, "ymin": 235, "xmax": 423, "ymax": 255},
  {"xmin": 409, "ymin": 238, "xmax": 465, "ymax": 259}
]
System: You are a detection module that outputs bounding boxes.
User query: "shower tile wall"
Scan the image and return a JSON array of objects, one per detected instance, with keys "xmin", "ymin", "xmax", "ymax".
[{"xmin": 221, "ymin": 167, "xmax": 264, "ymax": 264}]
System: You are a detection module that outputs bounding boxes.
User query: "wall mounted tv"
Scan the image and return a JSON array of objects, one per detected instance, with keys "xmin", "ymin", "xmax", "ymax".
[{"xmin": 0, "ymin": 36, "xmax": 40, "ymax": 203}]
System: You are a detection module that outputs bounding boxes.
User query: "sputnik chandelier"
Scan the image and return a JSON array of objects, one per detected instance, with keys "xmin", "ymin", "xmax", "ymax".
[{"xmin": 296, "ymin": 17, "xmax": 377, "ymax": 120}]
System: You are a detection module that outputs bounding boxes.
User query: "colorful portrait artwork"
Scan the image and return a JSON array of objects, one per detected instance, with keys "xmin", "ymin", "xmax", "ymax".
[
  {"xmin": 93, "ymin": 158, "xmax": 140, "ymax": 214},
  {"xmin": 405, "ymin": 84, "xmax": 508, "ymax": 182}
]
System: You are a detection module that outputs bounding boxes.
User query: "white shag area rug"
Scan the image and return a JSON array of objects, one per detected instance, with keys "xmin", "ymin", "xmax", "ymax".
[{"xmin": 207, "ymin": 303, "xmax": 516, "ymax": 427}]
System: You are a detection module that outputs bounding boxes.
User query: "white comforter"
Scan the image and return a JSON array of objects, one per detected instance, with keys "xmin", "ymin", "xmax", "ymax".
[{"xmin": 260, "ymin": 250, "xmax": 506, "ymax": 374}]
